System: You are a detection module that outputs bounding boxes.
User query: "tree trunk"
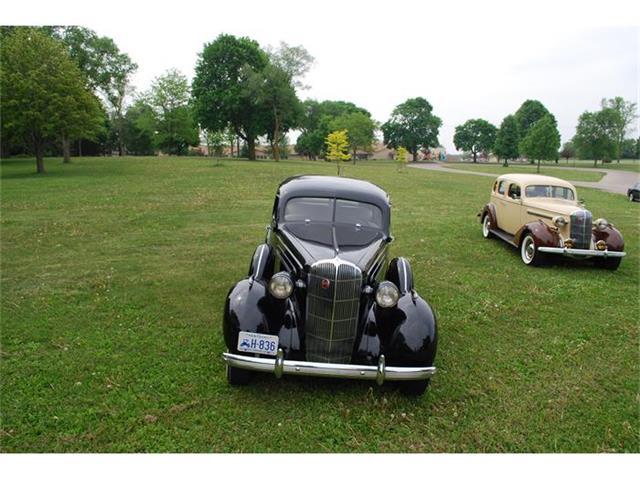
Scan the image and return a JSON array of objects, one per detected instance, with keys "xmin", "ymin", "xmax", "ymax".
[
  {"xmin": 503, "ymin": 157, "xmax": 508, "ymax": 167},
  {"xmin": 273, "ymin": 114, "xmax": 280, "ymax": 162},
  {"xmin": 412, "ymin": 149, "xmax": 418, "ymax": 162},
  {"xmin": 237, "ymin": 137, "xmax": 240, "ymax": 158},
  {"xmin": 62, "ymin": 133, "xmax": 71, "ymax": 164},
  {"xmin": 537, "ymin": 158, "xmax": 541, "ymax": 173},
  {"xmin": 33, "ymin": 136, "xmax": 45, "ymax": 174},
  {"xmin": 78, "ymin": 139, "xmax": 82, "ymax": 157},
  {"xmin": 472, "ymin": 151, "xmax": 477, "ymax": 163},
  {"xmin": 352, "ymin": 147, "xmax": 357, "ymax": 165},
  {"xmin": 248, "ymin": 136, "xmax": 256, "ymax": 160},
  {"xmin": 594, "ymin": 158, "xmax": 598, "ymax": 168}
]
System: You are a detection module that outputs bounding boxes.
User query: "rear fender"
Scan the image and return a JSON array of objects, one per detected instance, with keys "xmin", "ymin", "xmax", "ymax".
[{"xmin": 479, "ymin": 203, "xmax": 498, "ymax": 229}]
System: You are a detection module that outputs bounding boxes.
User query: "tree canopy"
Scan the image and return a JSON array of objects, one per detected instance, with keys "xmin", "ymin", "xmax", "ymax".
[
  {"xmin": 0, "ymin": 28, "xmax": 104, "ymax": 172},
  {"xmin": 148, "ymin": 69, "xmax": 199, "ymax": 155},
  {"xmin": 329, "ymin": 111, "xmax": 377, "ymax": 163},
  {"xmin": 601, "ymin": 96, "xmax": 638, "ymax": 162},
  {"xmin": 515, "ymin": 99, "xmax": 552, "ymax": 139},
  {"xmin": 192, "ymin": 34, "xmax": 269, "ymax": 160},
  {"xmin": 295, "ymin": 100, "xmax": 371, "ymax": 159},
  {"xmin": 453, "ymin": 118, "xmax": 497, "ymax": 163},
  {"xmin": 493, "ymin": 114, "xmax": 520, "ymax": 165},
  {"xmin": 519, "ymin": 115, "xmax": 561, "ymax": 172},
  {"xmin": 381, "ymin": 97, "xmax": 441, "ymax": 161},
  {"xmin": 573, "ymin": 108, "xmax": 618, "ymax": 167}
]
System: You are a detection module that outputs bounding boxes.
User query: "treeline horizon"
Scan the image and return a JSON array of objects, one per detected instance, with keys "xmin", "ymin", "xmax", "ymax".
[{"xmin": 1, "ymin": 26, "xmax": 638, "ymax": 174}]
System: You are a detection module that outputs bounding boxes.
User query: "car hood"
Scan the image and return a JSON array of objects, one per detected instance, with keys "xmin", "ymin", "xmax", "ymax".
[
  {"xmin": 278, "ymin": 224, "xmax": 387, "ymax": 273},
  {"xmin": 524, "ymin": 198, "xmax": 583, "ymax": 217}
]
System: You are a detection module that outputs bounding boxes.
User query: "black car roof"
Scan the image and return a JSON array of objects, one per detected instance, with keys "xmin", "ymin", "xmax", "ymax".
[{"xmin": 277, "ymin": 175, "xmax": 390, "ymax": 209}]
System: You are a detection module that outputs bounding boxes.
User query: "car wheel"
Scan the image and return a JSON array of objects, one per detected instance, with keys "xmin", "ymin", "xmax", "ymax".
[
  {"xmin": 226, "ymin": 363, "xmax": 253, "ymax": 386},
  {"xmin": 398, "ymin": 379, "xmax": 430, "ymax": 396},
  {"xmin": 595, "ymin": 257, "xmax": 622, "ymax": 271},
  {"xmin": 520, "ymin": 234, "xmax": 544, "ymax": 266},
  {"xmin": 630, "ymin": 193, "xmax": 635, "ymax": 202},
  {"xmin": 482, "ymin": 215, "xmax": 493, "ymax": 239}
]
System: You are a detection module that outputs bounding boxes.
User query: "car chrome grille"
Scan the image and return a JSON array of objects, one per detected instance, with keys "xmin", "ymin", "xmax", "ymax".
[
  {"xmin": 570, "ymin": 210, "xmax": 592, "ymax": 249},
  {"xmin": 305, "ymin": 260, "xmax": 362, "ymax": 363}
]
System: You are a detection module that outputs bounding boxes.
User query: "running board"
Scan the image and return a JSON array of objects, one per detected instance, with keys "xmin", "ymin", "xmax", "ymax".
[{"xmin": 490, "ymin": 228, "xmax": 517, "ymax": 247}]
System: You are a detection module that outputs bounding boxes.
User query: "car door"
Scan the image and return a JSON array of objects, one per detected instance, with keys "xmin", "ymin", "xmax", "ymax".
[
  {"xmin": 501, "ymin": 182, "xmax": 522, "ymax": 234},
  {"xmin": 492, "ymin": 180, "xmax": 508, "ymax": 230}
]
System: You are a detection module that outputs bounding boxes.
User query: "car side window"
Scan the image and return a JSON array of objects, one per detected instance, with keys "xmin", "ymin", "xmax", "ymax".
[
  {"xmin": 497, "ymin": 181, "xmax": 506, "ymax": 195},
  {"xmin": 508, "ymin": 183, "xmax": 521, "ymax": 200}
]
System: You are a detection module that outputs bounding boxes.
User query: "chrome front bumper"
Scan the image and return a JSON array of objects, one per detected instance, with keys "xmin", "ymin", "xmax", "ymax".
[
  {"xmin": 222, "ymin": 349, "xmax": 436, "ymax": 385},
  {"xmin": 537, "ymin": 247, "xmax": 626, "ymax": 258}
]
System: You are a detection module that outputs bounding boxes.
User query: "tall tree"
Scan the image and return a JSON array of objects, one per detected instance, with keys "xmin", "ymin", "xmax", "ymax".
[
  {"xmin": 244, "ymin": 63, "xmax": 301, "ymax": 161},
  {"xmin": 515, "ymin": 99, "xmax": 552, "ymax": 139},
  {"xmin": 493, "ymin": 115, "xmax": 520, "ymax": 166},
  {"xmin": 192, "ymin": 34, "xmax": 269, "ymax": 160},
  {"xmin": 573, "ymin": 109, "xmax": 618, "ymax": 167},
  {"xmin": 1, "ymin": 29, "xmax": 102, "ymax": 172},
  {"xmin": 453, "ymin": 119, "xmax": 497, "ymax": 163},
  {"xmin": 148, "ymin": 69, "xmax": 199, "ymax": 155},
  {"xmin": 601, "ymin": 97, "xmax": 638, "ymax": 162},
  {"xmin": 102, "ymin": 51, "xmax": 137, "ymax": 156},
  {"xmin": 330, "ymin": 111, "xmax": 377, "ymax": 163},
  {"xmin": 519, "ymin": 115, "xmax": 561, "ymax": 172},
  {"xmin": 266, "ymin": 42, "xmax": 314, "ymax": 90},
  {"xmin": 381, "ymin": 97, "xmax": 441, "ymax": 161}
]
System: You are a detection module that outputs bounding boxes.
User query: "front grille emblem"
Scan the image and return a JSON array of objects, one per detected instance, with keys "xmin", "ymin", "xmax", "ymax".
[{"xmin": 321, "ymin": 278, "xmax": 331, "ymax": 289}]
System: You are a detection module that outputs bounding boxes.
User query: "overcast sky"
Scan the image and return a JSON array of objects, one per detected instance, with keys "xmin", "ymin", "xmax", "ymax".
[{"xmin": 7, "ymin": 0, "xmax": 640, "ymax": 152}]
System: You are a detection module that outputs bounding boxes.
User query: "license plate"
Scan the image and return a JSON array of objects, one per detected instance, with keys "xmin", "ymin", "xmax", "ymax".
[{"xmin": 237, "ymin": 331, "xmax": 279, "ymax": 356}]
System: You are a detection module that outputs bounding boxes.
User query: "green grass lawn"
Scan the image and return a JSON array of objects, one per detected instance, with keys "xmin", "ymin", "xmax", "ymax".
[
  {"xmin": 445, "ymin": 163, "xmax": 606, "ymax": 182},
  {"xmin": 1, "ymin": 156, "xmax": 638, "ymax": 452}
]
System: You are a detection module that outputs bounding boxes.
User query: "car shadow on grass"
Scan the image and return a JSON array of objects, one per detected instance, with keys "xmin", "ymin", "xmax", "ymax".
[{"xmin": 235, "ymin": 371, "xmax": 429, "ymax": 402}]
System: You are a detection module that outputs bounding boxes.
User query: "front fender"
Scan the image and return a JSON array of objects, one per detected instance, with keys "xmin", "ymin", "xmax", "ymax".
[
  {"xmin": 593, "ymin": 225, "xmax": 625, "ymax": 252},
  {"xmin": 222, "ymin": 278, "xmax": 303, "ymax": 358},
  {"xmin": 515, "ymin": 220, "xmax": 560, "ymax": 248},
  {"xmin": 374, "ymin": 292, "xmax": 437, "ymax": 367}
]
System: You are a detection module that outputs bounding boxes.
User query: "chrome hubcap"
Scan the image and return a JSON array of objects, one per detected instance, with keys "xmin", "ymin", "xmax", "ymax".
[
  {"xmin": 522, "ymin": 237, "xmax": 535, "ymax": 263},
  {"xmin": 483, "ymin": 216, "xmax": 490, "ymax": 236}
]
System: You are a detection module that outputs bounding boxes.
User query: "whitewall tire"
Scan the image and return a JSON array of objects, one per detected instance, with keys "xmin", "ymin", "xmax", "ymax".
[{"xmin": 520, "ymin": 234, "xmax": 543, "ymax": 266}]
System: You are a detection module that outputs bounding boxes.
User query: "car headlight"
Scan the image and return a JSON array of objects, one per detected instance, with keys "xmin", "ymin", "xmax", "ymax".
[
  {"xmin": 553, "ymin": 216, "xmax": 567, "ymax": 228},
  {"xmin": 594, "ymin": 218, "xmax": 609, "ymax": 231},
  {"xmin": 375, "ymin": 281, "xmax": 399, "ymax": 308},
  {"xmin": 268, "ymin": 272, "xmax": 293, "ymax": 299}
]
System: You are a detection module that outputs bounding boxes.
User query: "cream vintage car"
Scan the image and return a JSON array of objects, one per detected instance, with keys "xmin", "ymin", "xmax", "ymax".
[{"xmin": 478, "ymin": 174, "xmax": 626, "ymax": 269}]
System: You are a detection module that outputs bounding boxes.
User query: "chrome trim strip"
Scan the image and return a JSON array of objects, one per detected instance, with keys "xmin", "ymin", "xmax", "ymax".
[
  {"xmin": 537, "ymin": 247, "xmax": 626, "ymax": 257},
  {"xmin": 222, "ymin": 351, "xmax": 435, "ymax": 383}
]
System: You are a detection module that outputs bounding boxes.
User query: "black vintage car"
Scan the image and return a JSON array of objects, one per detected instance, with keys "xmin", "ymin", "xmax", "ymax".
[
  {"xmin": 222, "ymin": 175, "xmax": 438, "ymax": 395},
  {"xmin": 628, "ymin": 182, "xmax": 640, "ymax": 202}
]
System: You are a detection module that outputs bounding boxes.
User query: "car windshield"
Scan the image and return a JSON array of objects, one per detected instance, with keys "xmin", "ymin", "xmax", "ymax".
[
  {"xmin": 284, "ymin": 197, "xmax": 383, "ymax": 229},
  {"xmin": 525, "ymin": 185, "xmax": 575, "ymax": 200}
]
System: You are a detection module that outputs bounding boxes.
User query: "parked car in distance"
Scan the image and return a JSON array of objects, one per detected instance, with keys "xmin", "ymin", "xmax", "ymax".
[
  {"xmin": 627, "ymin": 182, "xmax": 640, "ymax": 202},
  {"xmin": 478, "ymin": 174, "xmax": 626, "ymax": 270},
  {"xmin": 222, "ymin": 175, "xmax": 438, "ymax": 395}
]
